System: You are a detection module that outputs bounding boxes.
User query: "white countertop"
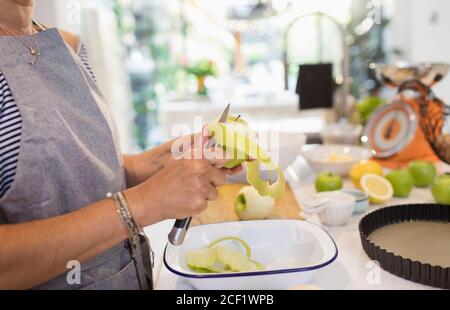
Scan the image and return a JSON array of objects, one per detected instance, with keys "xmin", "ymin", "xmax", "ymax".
[{"xmin": 144, "ymin": 158, "xmax": 450, "ymax": 290}]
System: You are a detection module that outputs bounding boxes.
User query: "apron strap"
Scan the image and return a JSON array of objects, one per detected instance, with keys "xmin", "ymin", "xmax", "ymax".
[{"xmin": 129, "ymin": 234, "xmax": 154, "ymax": 290}]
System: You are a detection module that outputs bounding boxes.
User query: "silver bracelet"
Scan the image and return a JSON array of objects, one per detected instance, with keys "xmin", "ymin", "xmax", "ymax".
[
  {"xmin": 107, "ymin": 192, "xmax": 140, "ymax": 235},
  {"xmin": 106, "ymin": 192, "xmax": 155, "ymax": 266}
]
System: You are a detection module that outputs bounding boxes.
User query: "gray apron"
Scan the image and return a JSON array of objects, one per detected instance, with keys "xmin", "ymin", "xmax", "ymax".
[{"xmin": 0, "ymin": 28, "xmax": 151, "ymax": 290}]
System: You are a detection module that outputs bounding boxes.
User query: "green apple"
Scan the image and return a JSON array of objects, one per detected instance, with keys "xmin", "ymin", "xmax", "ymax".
[
  {"xmin": 357, "ymin": 97, "xmax": 384, "ymax": 122},
  {"xmin": 217, "ymin": 122, "xmax": 254, "ymax": 169},
  {"xmin": 386, "ymin": 169, "xmax": 414, "ymax": 198},
  {"xmin": 408, "ymin": 161, "xmax": 437, "ymax": 187},
  {"xmin": 234, "ymin": 186, "xmax": 275, "ymax": 220},
  {"xmin": 431, "ymin": 174, "xmax": 450, "ymax": 205},
  {"xmin": 315, "ymin": 172, "xmax": 343, "ymax": 193}
]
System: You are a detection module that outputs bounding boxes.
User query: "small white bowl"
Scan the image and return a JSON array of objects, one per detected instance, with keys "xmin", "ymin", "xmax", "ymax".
[
  {"xmin": 302, "ymin": 144, "xmax": 373, "ymax": 176},
  {"xmin": 340, "ymin": 189, "xmax": 370, "ymax": 214},
  {"xmin": 164, "ymin": 220, "xmax": 338, "ymax": 290},
  {"xmin": 304, "ymin": 192, "xmax": 356, "ymax": 226}
]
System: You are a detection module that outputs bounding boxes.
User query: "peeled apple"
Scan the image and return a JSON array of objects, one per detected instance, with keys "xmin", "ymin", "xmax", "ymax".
[
  {"xmin": 185, "ymin": 237, "xmax": 264, "ymax": 273},
  {"xmin": 207, "ymin": 116, "xmax": 285, "ymax": 199},
  {"xmin": 220, "ymin": 117, "xmax": 256, "ymax": 169},
  {"xmin": 186, "ymin": 247, "xmax": 217, "ymax": 269},
  {"xmin": 235, "ymin": 186, "xmax": 275, "ymax": 220}
]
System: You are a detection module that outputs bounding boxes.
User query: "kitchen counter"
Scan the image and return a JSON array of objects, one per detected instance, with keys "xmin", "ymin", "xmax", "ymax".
[
  {"xmin": 158, "ymin": 93, "xmax": 335, "ymax": 141},
  {"xmin": 144, "ymin": 158, "xmax": 450, "ymax": 290}
]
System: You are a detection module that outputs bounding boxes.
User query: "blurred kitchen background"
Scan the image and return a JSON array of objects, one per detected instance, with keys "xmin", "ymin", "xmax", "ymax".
[{"xmin": 34, "ymin": 0, "xmax": 450, "ymax": 153}]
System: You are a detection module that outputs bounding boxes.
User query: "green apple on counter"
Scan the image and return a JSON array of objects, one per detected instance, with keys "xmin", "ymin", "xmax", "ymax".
[
  {"xmin": 431, "ymin": 174, "xmax": 450, "ymax": 205},
  {"xmin": 315, "ymin": 172, "xmax": 343, "ymax": 193},
  {"xmin": 408, "ymin": 160, "xmax": 437, "ymax": 187},
  {"xmin": 234, "ymin": 186, "xmax": 275, "ymax": 220},
  {"xmin": 386, "ymin": 169, "xmax": 414, "ymax": 198}
]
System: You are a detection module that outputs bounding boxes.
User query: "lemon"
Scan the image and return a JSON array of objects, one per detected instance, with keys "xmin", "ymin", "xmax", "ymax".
[
  {"xmin": 350, "ymin": 160, "xmax": 383, "ymax": 189},
  {"xmin": 360, "ymin": 174, "xmax": 393, "ymax": 204}
]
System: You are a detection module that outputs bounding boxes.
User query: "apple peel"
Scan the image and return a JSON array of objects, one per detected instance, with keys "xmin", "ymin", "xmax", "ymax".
[
  {"xmin": 186, "ymin": 237, "xmax": 265, "ymax": 273},
  {"xmin": 207, "ymin": 236, "xmax": 251, "ymax": 257},
  {"xmin": 207, "ymin": 118, "xmax": 285, "ymax": 200}
]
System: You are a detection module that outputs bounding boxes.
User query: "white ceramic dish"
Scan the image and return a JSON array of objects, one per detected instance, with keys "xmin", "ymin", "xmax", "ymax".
[
  {"xmin": 321, "ymin": 123, "xmax": 363, "ymax": 145},
  {"xmin": 302, "ymin": 144, "xmax": 373, "ymax": 176},
  {"xmin": 164, "ymin": 220, "xmax": 338, "ymax": 290},
  {"xmin": 315, "ymin": 192, "xmax": 355, "ymax": 226}
]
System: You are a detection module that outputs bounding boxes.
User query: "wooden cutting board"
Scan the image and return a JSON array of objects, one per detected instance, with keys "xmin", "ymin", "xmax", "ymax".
[{"xmin": 191, "ymin": 183, "xmax": 303, "ymax": 226}]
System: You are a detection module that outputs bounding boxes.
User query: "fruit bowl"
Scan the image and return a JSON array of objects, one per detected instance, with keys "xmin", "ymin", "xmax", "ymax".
[
  {"xmin": 164, "ymin": 220, "xmax": 338, "ymax": 290},
  {"xmin": 301, "ymin": 145, "xmax": 374, "ymax": 176}
]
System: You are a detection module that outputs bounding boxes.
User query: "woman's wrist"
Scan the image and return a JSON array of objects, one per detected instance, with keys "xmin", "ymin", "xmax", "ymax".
[
  {"xmin": 123, "ymin": 155, "xmax": 140, "ymax": 187},
  {"xmin": 122, "ymin": 184, "xmax": 164, "ymax": 227}
]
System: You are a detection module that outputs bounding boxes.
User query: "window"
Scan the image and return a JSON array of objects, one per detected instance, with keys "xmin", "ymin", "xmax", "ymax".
[{"xmin": 113, "ymin": 0, "xmax": 389, "ymax": 148}]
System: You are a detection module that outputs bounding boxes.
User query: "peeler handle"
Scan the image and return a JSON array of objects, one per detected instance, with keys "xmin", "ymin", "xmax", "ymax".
[{"xmin": 168, "ymin": 217, "xmax": 192, "ymax": 246}]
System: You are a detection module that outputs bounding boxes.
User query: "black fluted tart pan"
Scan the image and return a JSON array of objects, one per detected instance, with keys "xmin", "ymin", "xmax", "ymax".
[{"xmin": 359, "ymin": 204, "xmax": 450, "ymax": 289}]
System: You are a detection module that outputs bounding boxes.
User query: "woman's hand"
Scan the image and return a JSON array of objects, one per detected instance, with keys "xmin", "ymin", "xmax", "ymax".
[
  {"xmin": 124, "ymin": 127, "xmax": 244, "ymax": 187},
  {"xmin": 125, "ymin": 157, "xmax": 227, "ymax": 225},
  {"xmin": 123, "ymin": 132, "xmax": 201, "ymax": 187}
]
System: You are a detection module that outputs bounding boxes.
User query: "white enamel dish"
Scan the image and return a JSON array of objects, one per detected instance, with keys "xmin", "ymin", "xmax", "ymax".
[{"xmin": 164, "ymin": 220, "xmax": 338, "ymax": 290}]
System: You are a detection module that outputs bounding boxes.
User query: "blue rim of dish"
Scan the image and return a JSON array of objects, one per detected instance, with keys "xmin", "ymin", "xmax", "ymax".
[{"xmin": 163, "ymin": 220, "xmax": 338, "ymax": 279}]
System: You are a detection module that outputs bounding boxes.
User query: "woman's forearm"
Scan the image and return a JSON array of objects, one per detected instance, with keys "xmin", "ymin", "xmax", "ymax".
[
  {"xmin": 0, "ymin": 187, "xmax": 157, "ymax": 290},
  {"xmin": 124, "ymin": 134, "xmax": 199, "ymax": 188}
]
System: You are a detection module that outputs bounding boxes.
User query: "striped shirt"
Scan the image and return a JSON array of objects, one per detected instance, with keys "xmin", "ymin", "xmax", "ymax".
[{"xmin": 0, "ymin": 43, "xmax": 96, "ymax": 198}]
